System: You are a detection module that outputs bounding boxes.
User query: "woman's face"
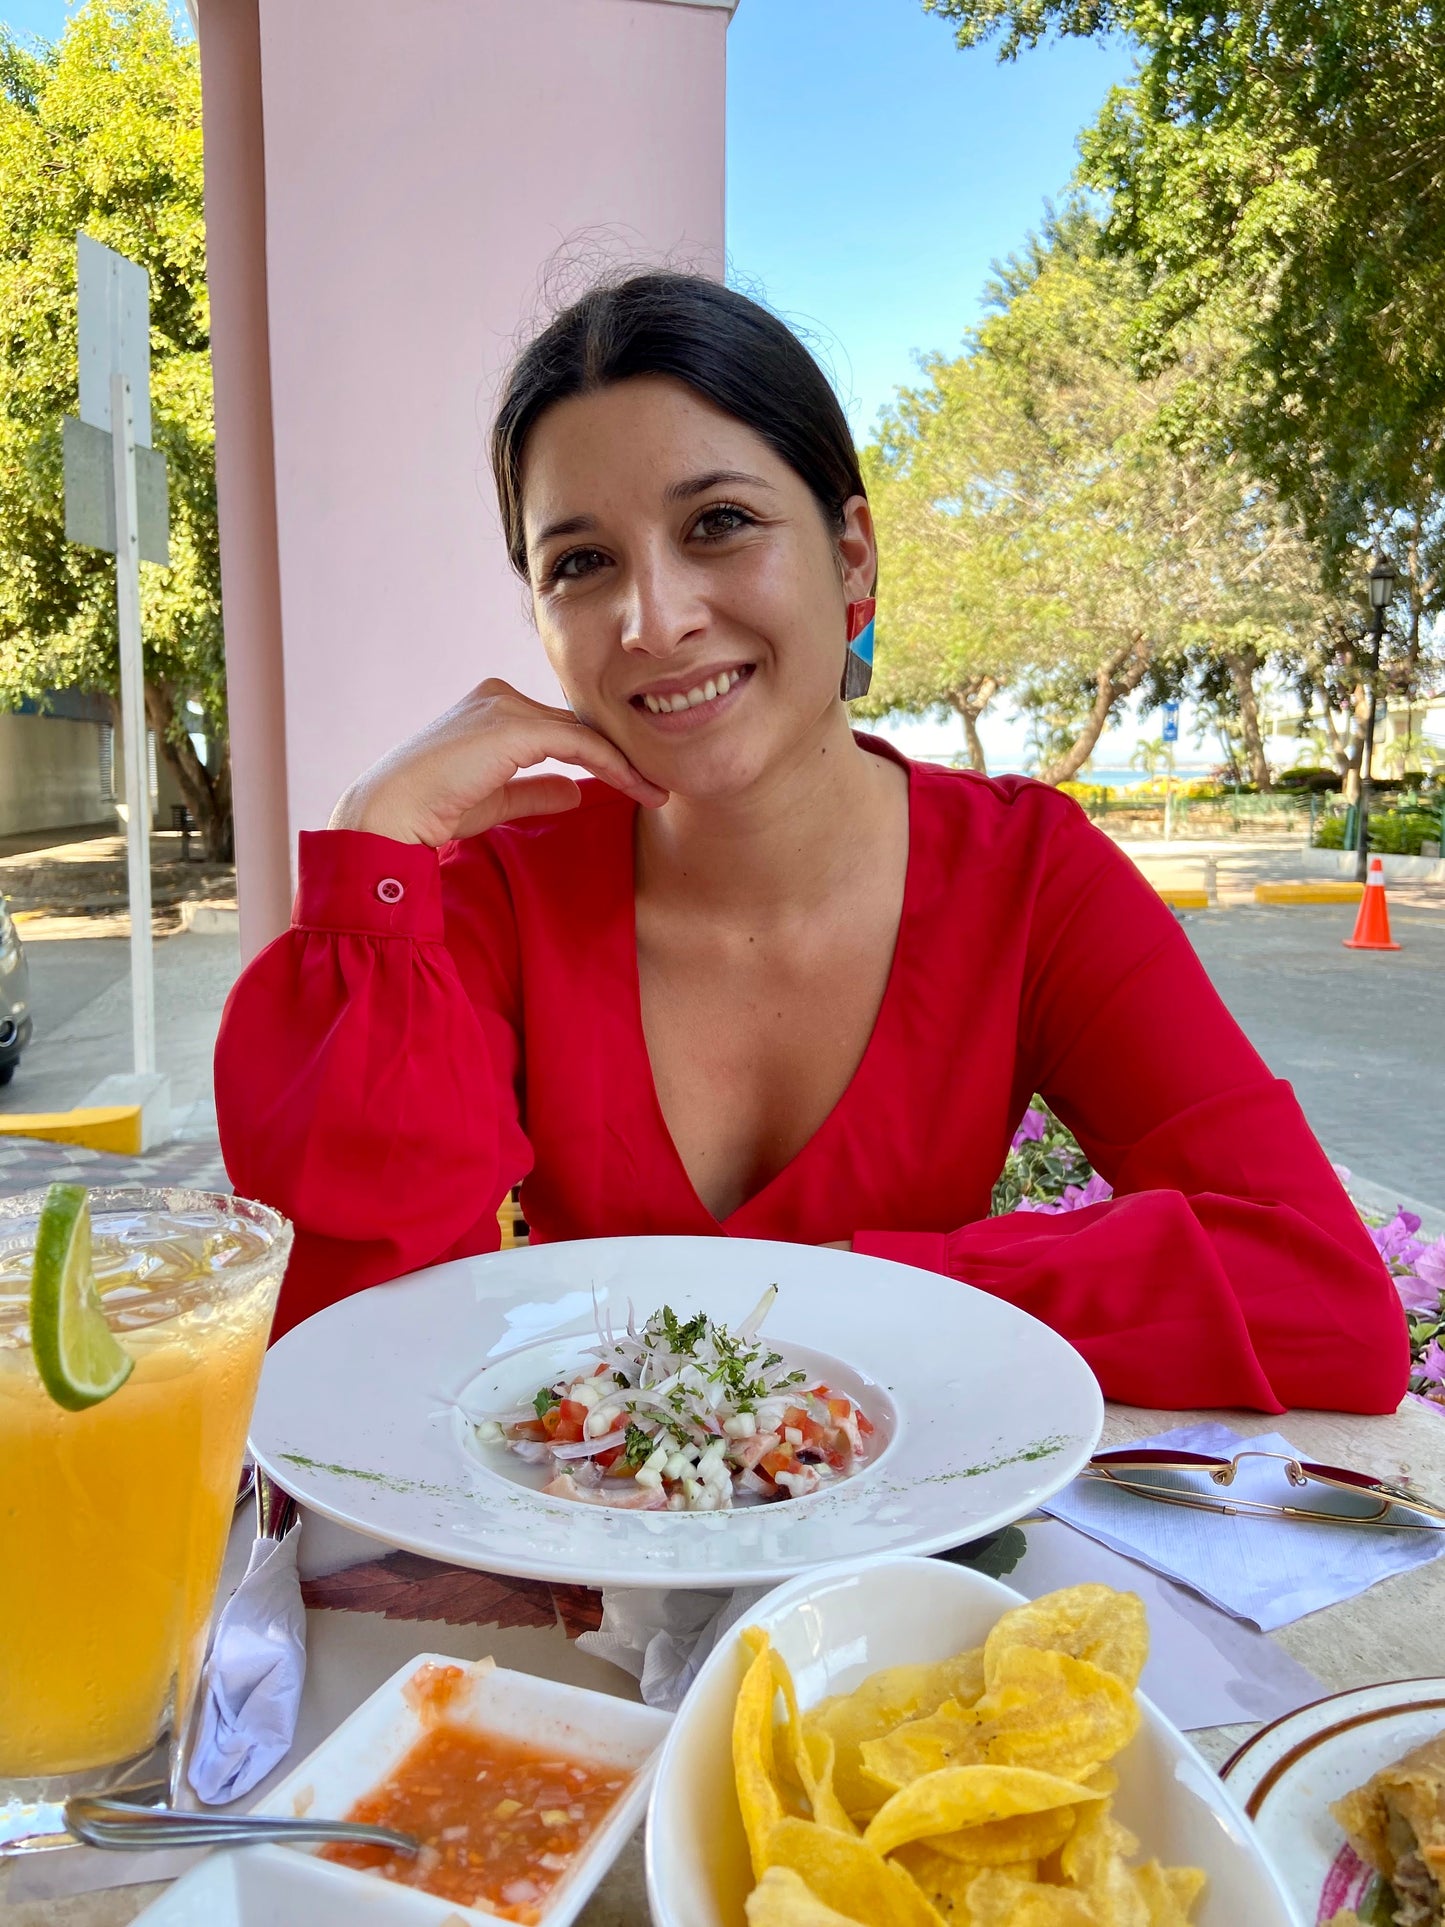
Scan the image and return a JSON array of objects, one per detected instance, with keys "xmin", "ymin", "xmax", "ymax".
[{"xmin": 519, "ymin": 375, "xmax": 875, "ymax": 801}]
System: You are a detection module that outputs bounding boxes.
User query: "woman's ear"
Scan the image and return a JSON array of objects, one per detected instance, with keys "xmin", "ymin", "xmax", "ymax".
[{"xmin": 837, "ymin": 494, "xmax": 877, "ymax": 602}]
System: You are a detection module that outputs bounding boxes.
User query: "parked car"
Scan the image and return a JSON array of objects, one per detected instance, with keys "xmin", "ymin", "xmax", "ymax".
[{"xmin": 0, "ymin": 895, "xmax": 32, "ymax": 1086}]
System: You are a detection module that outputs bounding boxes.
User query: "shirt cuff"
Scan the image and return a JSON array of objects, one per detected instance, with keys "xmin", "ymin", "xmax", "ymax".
[
  {"xmin": 853, "ymin": 1229, "xmax": 950, "ymax": 1275},
  {"xmin": 294, "ymin": 830, "xmax": 446, "ymax": 941}
]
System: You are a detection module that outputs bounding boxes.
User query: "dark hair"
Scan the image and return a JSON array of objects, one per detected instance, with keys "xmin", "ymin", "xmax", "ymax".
[{"xmin": 490, "ymin": 271, "xmax": 866, "ymax": 579}]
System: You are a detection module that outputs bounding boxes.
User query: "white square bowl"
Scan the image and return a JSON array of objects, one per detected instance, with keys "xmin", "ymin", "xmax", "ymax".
[
  {"xmin": 645, "ymin": 1555, "xmax": 1303, "ymax": 1927},
  {"xmin": 134, "ymin": 1653, "xmax": 669, "ymax": 1926}
]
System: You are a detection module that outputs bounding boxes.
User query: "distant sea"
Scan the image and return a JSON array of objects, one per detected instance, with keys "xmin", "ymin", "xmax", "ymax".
[{"xmin": 985, "ymin": 765, "xmax": 1214, "ymax": 788}]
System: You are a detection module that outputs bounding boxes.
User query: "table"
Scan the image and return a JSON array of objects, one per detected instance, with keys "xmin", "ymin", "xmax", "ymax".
[{"xmin": 7, "ymin": 1395, "xmax": 1444, "ymax": 1926}]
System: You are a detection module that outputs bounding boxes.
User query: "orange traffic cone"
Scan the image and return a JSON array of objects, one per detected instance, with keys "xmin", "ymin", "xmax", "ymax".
[{"xmin": 1343, "ymin": 854, "xmax": 1401, "ymax": 951}]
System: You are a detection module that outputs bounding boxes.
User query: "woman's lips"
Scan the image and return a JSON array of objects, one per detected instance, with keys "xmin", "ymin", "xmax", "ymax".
[{"xmin": 629, "ymin": 662, "xmax": 755, "ymax": 728}]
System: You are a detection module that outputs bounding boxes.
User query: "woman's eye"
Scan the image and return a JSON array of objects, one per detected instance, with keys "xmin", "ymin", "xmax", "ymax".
[
  {"xmin": 549, "ymin": 547, "xmax": 607, "ymax": 583},
  {"xmin": 693, "ymin": 504, "xmax": 754, "ymax": 541}
]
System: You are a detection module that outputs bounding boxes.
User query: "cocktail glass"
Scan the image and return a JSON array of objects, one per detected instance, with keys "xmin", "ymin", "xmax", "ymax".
[{"xmin": 0, "ymin": 1186, "xmax": 292, "ymax": 1852}]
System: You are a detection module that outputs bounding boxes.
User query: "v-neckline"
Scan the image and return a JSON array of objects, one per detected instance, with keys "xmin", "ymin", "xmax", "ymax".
[{"xmin": 624, "ymin": 744, "xmax": 919, "ymax": 1230}]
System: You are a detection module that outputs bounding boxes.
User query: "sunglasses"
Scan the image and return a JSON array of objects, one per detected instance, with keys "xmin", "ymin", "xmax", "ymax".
[{"xmin": 1082, "ymin": 1448, "xmax": 1445, "ymax": 1530}]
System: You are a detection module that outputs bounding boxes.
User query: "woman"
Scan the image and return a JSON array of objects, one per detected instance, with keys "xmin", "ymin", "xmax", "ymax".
[{"xmin": 215, "ymin": 271, "xmax": 1407, "ymax": 1413}]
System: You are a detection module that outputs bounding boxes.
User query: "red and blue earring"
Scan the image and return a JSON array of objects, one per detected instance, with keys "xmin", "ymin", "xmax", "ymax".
[{"xmin": 840, "ymin": 597, "xmax": 876, "ymax": 701}]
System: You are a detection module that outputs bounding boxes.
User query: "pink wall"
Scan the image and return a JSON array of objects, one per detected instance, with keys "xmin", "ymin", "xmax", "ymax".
[{"xmin": 253, "ymin": 0, "xmax": 731, "ymax": 862}]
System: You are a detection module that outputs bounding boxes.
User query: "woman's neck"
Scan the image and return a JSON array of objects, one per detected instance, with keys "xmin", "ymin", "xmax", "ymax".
[{"xmin": 635, "ymin": 711, "xmax": 907, "ymax": 923}]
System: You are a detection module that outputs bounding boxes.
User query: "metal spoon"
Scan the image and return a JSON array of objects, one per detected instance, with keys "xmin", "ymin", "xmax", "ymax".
[{"xmin": 64, "ymin": 1796, "xmax": 419, "ymax": 1855}]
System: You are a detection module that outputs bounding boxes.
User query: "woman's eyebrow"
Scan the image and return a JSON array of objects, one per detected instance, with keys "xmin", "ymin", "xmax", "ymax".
[
  {"xmin": 534, "ymin": 511, "xmax": 599, "ymax": 545},
  {"xmin": 663, "ymin": 469, "xmax": 776, "ymax": 503}
]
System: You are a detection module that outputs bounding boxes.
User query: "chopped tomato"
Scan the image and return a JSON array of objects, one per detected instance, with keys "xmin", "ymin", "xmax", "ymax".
[
  {"xmin": 540, "ymin": 1408, "xmax": 562, "ymax": 1439},
  {"xmin": 760, "ymin": 1446, "xmax": 796, "ymax": 1479},
  {"xmin": 856, "ymin": 1411, "xmax": 875, "ymax": 1438},
  {"xmin": 511, "ymin": 1418, "xmax": 549, "ymax": 1443},
  {"xmin": 553, "ymin": 1416, "xmax": 586, "ymax": 1444},
  {"xmin": 827, "ymin": 1397, "xmax": 854, "ymax": 1423},
  {"xmin": 559, "ymin": 1399, "xmax": 589, "ymax": 1424},
  {"xmin": 595, "ymin": 1445, "xmax": 624, "ymax": 1470},
  {"xmin": 781, "ymin": 1407, "xmax": 810, "ymax": 1432},
  {"xmin": 592, "ymin": 1362, "xmax": 611, "ymax": 1377}
]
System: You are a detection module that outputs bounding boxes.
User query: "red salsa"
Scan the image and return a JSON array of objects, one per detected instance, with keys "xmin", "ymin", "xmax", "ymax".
[{"xmin": 321, "ymin": 1712, "xmax": 631, "ymax": 1922}]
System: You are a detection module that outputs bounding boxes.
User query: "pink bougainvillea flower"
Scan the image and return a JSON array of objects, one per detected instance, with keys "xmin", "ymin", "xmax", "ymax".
[
  {"xmin": 1369, "ymin": 1210, "xmax": 1428, "ymax": 1275},
  {"xmin": 1414, "ymin": 1237, "xmax": 1445, "ymax": 1296},
  {"xmin": 1010, "ymin": 1107, "xmax": 1050, "ymax": 1150},
  {"xmin": 1417, "ymin": 1339, "xmax": 1445, "ymax": 1386}
]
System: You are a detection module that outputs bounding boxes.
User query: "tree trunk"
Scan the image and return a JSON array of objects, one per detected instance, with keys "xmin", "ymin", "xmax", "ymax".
[
  {"xmin": 1340, "ymin": 685, "xmax": 1369, "ymax": 805},
  {"xmin": 1223, "ymin": 645, "xmax": 1271, "ymax": 790},
  {"xmin": 144, "ymin": 680, "xmax": 235, "ymax": 862},
  {"xmin": 948, "ymin": 676, "xmax": 999, "ymax": 774},
  {"xmin": 1038, "ymin": 637, "xmax": 1153, "ymax": 786}
]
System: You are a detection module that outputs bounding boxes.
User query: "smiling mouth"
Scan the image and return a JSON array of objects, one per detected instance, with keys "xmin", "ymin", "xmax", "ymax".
[{"xmin": 631, "ymin": 664, "xmax": 755, "ymax": 716}]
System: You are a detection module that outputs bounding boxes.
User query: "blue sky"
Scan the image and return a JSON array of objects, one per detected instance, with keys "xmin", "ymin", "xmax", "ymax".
[{"xmin": 727, "ymin": 0, "xmax": 1132, "ymax": 439}]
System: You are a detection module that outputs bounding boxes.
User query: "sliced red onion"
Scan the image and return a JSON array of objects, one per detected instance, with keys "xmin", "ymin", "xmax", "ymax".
[{"xmin": 550, "ymin": 1428, "xmax": 628, "ymax": 1461}]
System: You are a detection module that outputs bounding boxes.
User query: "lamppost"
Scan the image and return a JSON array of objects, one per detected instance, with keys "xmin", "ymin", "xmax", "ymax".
[{"xmin": 1355, "ymin": 553, "xmax": 1398, "ymax": 882}]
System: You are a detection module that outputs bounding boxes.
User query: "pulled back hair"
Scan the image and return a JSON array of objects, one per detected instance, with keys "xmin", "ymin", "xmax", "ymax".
[{"xmin": 490, "ymin": 271, "xmax": 866, "ymax": 580}]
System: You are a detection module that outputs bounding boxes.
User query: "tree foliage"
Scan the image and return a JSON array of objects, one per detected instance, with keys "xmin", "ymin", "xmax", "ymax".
[
  {"xmin": 861, "ymin": 206, "xmax": 1328, "ymax": 781},
  {"xmin": 0, "ymin": 2, "xmax": 230, "ymax": 854},
  {"xmin": 922, "ymin": 0, "xmax": 1445, "ymax": 588}
]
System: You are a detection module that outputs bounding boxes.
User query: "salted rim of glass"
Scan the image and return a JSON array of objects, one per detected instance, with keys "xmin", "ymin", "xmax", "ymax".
[{"xmin": 0, "ymin": 1185, "xmax": 293, "ymax": 1344}]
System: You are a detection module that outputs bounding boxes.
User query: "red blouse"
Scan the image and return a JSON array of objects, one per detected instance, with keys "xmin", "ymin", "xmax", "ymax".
[{"xmin": 215, "ymin": 744, "xmax": 1408, "ymax": 1413}]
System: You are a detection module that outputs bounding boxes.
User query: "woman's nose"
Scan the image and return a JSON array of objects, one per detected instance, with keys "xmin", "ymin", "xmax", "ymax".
[{"xmin": 619, "ymin": 554, "xmax": 708, "ymax": 658}]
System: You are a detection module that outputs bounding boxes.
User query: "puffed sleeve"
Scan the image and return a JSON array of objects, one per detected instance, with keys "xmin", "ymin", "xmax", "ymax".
[
  {"xmin": 856, "ymin": 797, "xmax": 1409, "ymax": 1415},
  {"xmin": 215, "ymin": 829, "xmax": 532, "ymax": 1337}
]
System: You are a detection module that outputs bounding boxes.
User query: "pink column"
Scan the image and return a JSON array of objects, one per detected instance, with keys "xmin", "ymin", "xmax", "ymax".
[
  {"xmin": 200, "ymin": 0, "xmax": 734, "ymax": 955},
  {"xmin": 197, "ymin": 0, "xmax": 293, "ymax": 958}
]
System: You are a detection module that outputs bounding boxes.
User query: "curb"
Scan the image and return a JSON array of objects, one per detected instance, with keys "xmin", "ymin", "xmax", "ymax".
[
  {"xmin": 0, "ymin": 1105, "xmax": 144, "ymax": 1155},
  {"xmin": 1254, "ymin": 881, "xmax": 1364, "ymax": 905}
]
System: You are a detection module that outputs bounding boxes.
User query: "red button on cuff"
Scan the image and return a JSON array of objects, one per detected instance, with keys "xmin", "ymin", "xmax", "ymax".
[{"xmin": 376, "ymin": 877, "xmax": 405, "ymax": 904}]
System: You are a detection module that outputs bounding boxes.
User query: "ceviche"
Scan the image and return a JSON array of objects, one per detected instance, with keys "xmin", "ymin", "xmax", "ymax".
[{"xmin": 472, "ymin": 1287, "xmax": 874, "ymax": 1512}]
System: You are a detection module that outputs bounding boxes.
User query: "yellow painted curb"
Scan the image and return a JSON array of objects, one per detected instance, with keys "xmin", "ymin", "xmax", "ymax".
[
  {"xmin": 1254, "ymin": 881, "xmax": 1364, "ymax": 905},
  {"xmin": 1155, "ymin": 888, "xmax": 1211, "ymax": 909},
  {"xmin": 0, "ymin": 1106, "xmax": 142, "ymax": 1155}
]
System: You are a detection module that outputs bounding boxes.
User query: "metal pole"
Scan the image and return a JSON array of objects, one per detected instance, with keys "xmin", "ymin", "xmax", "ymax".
[
  {"xmin": 1355, "ymin": 605, "xmax": 1384, "ymax": 884},
  {"xmin": 110, "ymin": 368, "xmax": 156, "ymax": 1076}
]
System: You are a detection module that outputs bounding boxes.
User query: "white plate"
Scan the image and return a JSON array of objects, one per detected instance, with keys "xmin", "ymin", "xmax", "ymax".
[
  {"xmin": 250, "ymin": 1236, "xmax": 1103, "ymax": 1588},
  {"xmin": 133, "ymin": 1652, "xmax": 669, "ymax": 1926},
  {"xmin": 647, "ymin": 1554, "xmax": 1302, "ymax": 1927},
  {"xmin": 1220, "ymin": 1677, "xmax": 1445, "ymax": 1924}
]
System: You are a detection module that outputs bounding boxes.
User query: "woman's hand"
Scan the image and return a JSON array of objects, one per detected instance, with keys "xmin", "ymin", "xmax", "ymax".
[{"xmin": 329, "ymin": 679, "xmax": 669, "ymax": 845}]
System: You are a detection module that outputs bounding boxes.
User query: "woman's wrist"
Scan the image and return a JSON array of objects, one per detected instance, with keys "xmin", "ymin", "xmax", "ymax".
[{"xmin": 328, "ymin": 781, "xmax": 427, "ymax": 843}]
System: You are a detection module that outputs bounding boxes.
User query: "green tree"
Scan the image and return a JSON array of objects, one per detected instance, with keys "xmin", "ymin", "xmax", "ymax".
[
  {"xmin": 921, "ymin": 0, "xmax": 1445, "ymax": 587},
  {"xmin": 862, "ymin": 206, "xmax": 1326, "ymax": 783},
  {"xmin": 0, "ymin": 1, "xmax": 231, "ymax": 856},
  {"xmin": 1128, "ymin": 735, "xmax": 1171, "ymax": 781}
]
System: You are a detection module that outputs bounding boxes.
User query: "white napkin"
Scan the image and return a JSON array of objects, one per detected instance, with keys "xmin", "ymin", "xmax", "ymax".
[
  {"xmin": 187, "ymin": 1529, "xmax": 307, "ymax": 1804},
  {"xmin": 576, "ymin": 1584, "xmax": 770, "ymax": 1709},
  {"xmin": 1044, "ymin": 1422, "xmax": 1445, "ymax": 1631}
]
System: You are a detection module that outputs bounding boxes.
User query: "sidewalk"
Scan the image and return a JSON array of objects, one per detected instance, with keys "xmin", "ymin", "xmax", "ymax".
[{"xmin": 1111, "ymin": 831, "xmax": 1445, "ymax": 913}]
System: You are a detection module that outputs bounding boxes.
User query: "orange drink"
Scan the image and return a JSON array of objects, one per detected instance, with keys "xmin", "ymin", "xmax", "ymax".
[{"xmin": 0, "ymin": 1187, "xmax": 291, "ymax": 1850}]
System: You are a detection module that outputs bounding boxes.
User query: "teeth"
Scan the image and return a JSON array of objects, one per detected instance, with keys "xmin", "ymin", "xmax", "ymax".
[{"xmin": 641, "ymin": 668, "xmax": 748, "ymax": 715}]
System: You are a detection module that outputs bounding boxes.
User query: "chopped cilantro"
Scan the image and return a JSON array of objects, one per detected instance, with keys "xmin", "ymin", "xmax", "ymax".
[
  {"xmin": 533, "ymin": 1386, "xmax": 560, "ymax": 1419},
  {"xmin": 613, "ymin": 1370, "xmax": 631, "ymax": 1388},
  {"xmin": 622, "ymin": 1423, "xmax": 654, "ymax": 1469}
]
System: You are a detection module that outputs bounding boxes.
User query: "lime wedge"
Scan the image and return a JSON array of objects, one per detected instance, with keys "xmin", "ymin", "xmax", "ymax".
[{"xmin": 29, "ymin": 1183, "xmax": 134, "ymax": 1411}]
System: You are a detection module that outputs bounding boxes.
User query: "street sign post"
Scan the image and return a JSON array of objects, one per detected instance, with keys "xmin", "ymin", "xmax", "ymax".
[
  {"xmin": 62, "ymin": 235, "xmax": 171, "ymax": 1146},
  {"xmin": 1161, "ymin": 702, "xmax": 1180, "ymax": 841}
]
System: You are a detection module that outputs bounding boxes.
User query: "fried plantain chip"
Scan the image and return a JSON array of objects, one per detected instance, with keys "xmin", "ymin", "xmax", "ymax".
[
  {"xmin": 735, "ymin": 1627, "xmax": 789, "ymax": 1879},
  {"xmin": 890, "ymin": 1842, "xmax": 1038, "ymax": 1920},
  {"xmin": 864, "ymin": 1764, "xmax": 1105, "ymax": 1860},
  {"xmin": 765, "ymin": 1816, "xmax": 948, "ymax": 1927},
  {"xmin": 804, "ymin": 1651, "xmax": 986, "ymax": 1818},
  {"xmin": 745, "ymin": 1865, "xmax": 870, "ymax": 1925},
  {"xmin": 974, "ymin": 1647, "xmax": 1141, "ymax": 1780},
  {"xmin": 983, "ymin": 1586, "xmax": 1148, "ymax": 1691},
  {"xmin": 1133, "ymin": 1860, "xmax": 1207, "ymax": 1925},
  {"xmin": 964, "ymin": 1868, "xmax": 1098, "ymax": 1925}
]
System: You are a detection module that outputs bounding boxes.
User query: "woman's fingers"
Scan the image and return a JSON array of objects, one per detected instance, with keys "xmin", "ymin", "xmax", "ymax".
[{"xmin": 453, "ymin": 773, "xmax": 582, "ymax": 837}]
